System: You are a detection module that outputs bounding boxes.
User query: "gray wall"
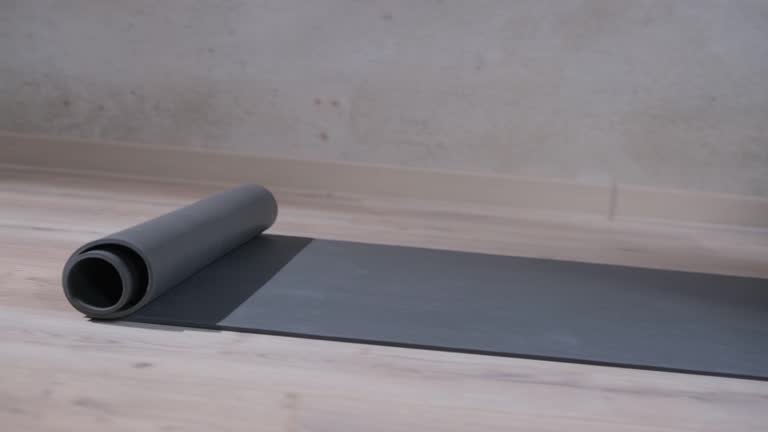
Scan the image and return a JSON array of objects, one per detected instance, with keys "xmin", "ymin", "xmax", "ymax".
[{"xmin": 2, "ymin": 0, "xmax": 767, "ymax": 196}]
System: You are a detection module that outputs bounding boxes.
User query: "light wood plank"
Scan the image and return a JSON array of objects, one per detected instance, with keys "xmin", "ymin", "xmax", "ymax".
[
  {"xmin": 1, "ymin": 167, "xmax": 767, "ymax": 431},
  {"xmin": 5, "ymin": 131, "xmax": 768, "ymax": 228}
]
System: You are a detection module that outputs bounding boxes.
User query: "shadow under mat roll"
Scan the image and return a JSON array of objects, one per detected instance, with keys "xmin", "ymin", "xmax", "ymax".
[{"xmin": 62, "ymin": 185, "xmax": 768, "ymax": 380}]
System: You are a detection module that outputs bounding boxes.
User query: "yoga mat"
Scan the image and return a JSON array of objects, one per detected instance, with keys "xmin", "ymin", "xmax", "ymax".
[{"xmin": 62, "ymin": 185, "xmax": 768, "ymax": 380}]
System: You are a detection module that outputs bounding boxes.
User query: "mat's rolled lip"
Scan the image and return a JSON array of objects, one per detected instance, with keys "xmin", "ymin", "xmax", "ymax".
[
  {"xmin": 63, "ymin": 250, "xmax": 133, "ymax": 315},
  {"xmin": 62, "ymin": 238, "xmax": 153, "ymax": 319},
  {"xmin": 239, "ymin": 183, "xmax": 278, "ymax": 222}
]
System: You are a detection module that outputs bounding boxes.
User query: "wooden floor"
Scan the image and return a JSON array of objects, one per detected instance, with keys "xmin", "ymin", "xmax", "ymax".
[{"xmin": 2, "ymin": 166, "xmax": 768, "ymax": 431}]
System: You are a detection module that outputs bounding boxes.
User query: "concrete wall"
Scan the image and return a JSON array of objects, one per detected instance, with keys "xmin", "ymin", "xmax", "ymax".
[{"xmin": 2, "ymin": 0, "xmax": 767, "ymax": 196}]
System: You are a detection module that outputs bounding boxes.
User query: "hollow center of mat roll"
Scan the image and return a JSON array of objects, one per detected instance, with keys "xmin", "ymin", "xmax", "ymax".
[{"xmin": 66, "ymin": 256, "xmax": 124, "ymax": 309}]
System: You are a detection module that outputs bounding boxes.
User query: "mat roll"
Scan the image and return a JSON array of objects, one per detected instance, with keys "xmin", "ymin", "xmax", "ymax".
[
  {"xmin": 62, "ymin": 184, "xmax": 768, "ymax": 380},
  {"xmin": 63, "ymin": 184, "xmax": 277, "ymax": 319}
]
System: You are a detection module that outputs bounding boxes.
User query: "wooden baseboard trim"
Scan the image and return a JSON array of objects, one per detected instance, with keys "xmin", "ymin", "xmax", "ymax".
[
  {"xmin": 2, "ymin": 131, "xmax": 767, "ymax": 228},
  {"xmin": 616, "ymin": 185, "xmax": 768, "ymax": 229}
]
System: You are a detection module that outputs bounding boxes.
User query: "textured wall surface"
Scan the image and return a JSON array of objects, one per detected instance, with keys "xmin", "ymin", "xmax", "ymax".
[{"xmin": 1, "ymin": 0, "xmax": 767, "ymax": 196}]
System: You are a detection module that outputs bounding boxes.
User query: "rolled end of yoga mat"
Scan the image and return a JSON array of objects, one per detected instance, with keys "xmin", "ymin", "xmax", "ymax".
[
  {"xmin": 63, "ymin": 247, "xmax": 146, "ymax": 317},
  {"xmin": 62, "ymin": 184, "xmax": 278, "ymax": 319}
]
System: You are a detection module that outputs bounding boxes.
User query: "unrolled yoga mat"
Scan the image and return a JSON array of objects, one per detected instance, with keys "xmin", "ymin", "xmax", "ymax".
[{"xmin": 62, "ymin": 185, "xmax": 768, "ymax": 380}]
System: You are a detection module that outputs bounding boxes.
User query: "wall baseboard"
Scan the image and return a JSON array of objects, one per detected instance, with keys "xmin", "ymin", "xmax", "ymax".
[
  {"xmin": 615, "ymin": 185, "xmax": 768, "ymax": 228},
  {"xmin": 2, "ymin": 131, "xmax": 767, "ymax": 228}
]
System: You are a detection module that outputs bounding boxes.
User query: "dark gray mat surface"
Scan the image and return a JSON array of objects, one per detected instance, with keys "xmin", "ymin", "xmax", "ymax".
[
  {"xmin": 62, "ymin": 185, "xmax": 768, "ymax": 380},
  {"xmin": 132, "ymin": 236, "xmax": 768, "ymax": 380}
]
